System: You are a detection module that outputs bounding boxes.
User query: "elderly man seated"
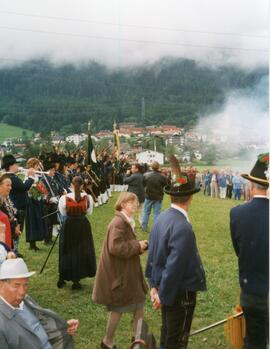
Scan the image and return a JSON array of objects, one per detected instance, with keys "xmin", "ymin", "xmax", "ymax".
[{"xmin": 0, "ymin": 258, "xmax": 79, "ymax": 348}]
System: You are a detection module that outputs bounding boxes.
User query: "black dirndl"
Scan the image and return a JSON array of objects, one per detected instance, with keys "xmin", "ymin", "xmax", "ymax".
[{"xmin": 59, "ymin": 215, "xmax": 96, "ymax": 281}]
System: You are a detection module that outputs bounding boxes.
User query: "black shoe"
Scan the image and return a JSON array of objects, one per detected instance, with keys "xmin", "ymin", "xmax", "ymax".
[
  {"xmin": 140, "ymin": 225, "xmax": 148, "ymax": 233},
  {"xmin": 57, "ymin": 279, "xmax": 66, "ymax": 288},
  {"xmin": 44, "ymin": 240, "xmax": 53, "ymax": 246},
  {"xmin": 29, "ymin": 242, "xmax": 36, "ymax": 250},
  {"xmin": 15, "ymin": 252, "xmax": 24, "ymax": 258},
  {"xmin": 29, "ymin": 245, "xmax": 40, "ymax": 251},
  {"xmin": 71, "ymin": 282, "xmax": 82, "ymax": 290},
  {"xmin": 101, "ymin": 341, "xmax": 117, "ymax": 349}
]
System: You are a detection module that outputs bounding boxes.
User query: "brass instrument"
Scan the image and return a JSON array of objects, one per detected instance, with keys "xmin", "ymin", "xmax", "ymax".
[{"xmin": 17, "ymin": 167, "xmax": 50, "ymax": 175}]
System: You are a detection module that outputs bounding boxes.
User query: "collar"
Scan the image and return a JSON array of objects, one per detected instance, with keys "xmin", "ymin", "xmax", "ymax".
[
  {"xmin": 121, "ymin": 211, "xmax": 136, "ymax": 230},
  {"xmin": 171, "ymin": 204, "xmax": 190, "ymax": 222},
  {"xmin": 0, "ymin": 295, "xmax": 24, "ymax": 310},
  {"xmin": 253, "ymin": 195, "xmax": 269, "ymax": 199},
  {"xmin": 116, "ymin": 211, "xmax": 136, "ymax": 231}
]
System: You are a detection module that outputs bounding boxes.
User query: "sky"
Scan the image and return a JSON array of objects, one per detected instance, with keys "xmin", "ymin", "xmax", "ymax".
[{"xmin": 0, "ymin": 0, "xmax": 268, "ymax": 68}]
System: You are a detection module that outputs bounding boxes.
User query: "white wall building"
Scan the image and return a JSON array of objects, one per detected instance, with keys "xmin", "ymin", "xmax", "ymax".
[
  {"xmin": 66, "ymin": 133, "xmax": 87, "ymax": 146},
  {"xmin": 136, "ymin": 150, "xmax": 164, "ymax": 165}
]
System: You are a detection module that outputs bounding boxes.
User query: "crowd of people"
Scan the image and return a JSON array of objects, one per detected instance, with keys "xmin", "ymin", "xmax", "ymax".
[
  {"xmin": 200, "ymin": 168, "xmax": 251, "ymax": 201},
  {"xmin": 0, "ymin": 150, "xmax": 268, "ymax": 349}
]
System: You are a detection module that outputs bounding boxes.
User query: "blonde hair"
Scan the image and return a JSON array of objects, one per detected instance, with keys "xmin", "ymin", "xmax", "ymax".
[
  {"xmin": 115, "ymin": 192, "xmax": 138, "ymax": 211},
  {"xmin": 26, "ymin": 158, "xmax": 41, "ymax": 169}
]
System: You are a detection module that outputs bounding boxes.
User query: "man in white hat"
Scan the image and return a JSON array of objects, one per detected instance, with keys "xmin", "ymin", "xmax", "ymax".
[{"xmin": 0, "ymin": 258, "xmax": 79, "ymax": 349}]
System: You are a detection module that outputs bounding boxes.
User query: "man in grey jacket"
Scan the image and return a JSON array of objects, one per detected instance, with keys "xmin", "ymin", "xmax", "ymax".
[{"xmin": 0, "ymin": 258, "xmax": 79, "ymax": 349}]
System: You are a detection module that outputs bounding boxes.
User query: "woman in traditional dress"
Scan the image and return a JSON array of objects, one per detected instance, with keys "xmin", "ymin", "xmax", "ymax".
[
  {"xmin": 57, "ymin": 176, "xmax": 96, "ymax": 290},
  {"xmin": 0, "ymin": 174, "xmax": 13, "ymax": 249},
  {"xmin": 92, "ymin": 192, "xmax": 149, "ymax": 349},
  {"xmin": 25, "ymin": 158, "xmax": 48, "ymax": 251}
]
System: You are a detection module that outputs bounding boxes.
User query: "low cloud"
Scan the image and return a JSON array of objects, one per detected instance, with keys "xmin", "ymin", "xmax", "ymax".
[{"xmin": 0, "ymin": 0, "xmax": 268, "ymax": 68}]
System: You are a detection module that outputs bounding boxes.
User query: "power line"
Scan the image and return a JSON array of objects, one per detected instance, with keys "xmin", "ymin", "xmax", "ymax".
[
  {"xmin": 0, "ymin": 10, "xmax": 267, "ymax": 39},
  {"xmin": 0, "ymin": 26, "xmax": 267, "ymax": 53}
]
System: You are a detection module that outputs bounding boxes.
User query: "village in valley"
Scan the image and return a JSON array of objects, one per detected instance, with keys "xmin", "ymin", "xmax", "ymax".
[{"xmin": 0, "ymin": 121, "xmax": 266, "ymax": 168}]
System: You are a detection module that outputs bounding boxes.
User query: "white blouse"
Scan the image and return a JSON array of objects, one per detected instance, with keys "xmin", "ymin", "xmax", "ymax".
[{"xmin": 58, "ymin": 192, "xmax": 94, "ymax": 216}]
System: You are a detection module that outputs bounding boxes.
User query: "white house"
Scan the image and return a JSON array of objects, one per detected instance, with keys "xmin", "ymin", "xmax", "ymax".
[
  {"xmin": 66, "ymin": 133, "xmax": 88, "ymax": 146},
  {"xmin": 194, "ymin": 151, "xmax": 202, "ymax": 160},
  {"xmin": 136, "ymin": 150, "xmax": 164, "ymax": 165}
]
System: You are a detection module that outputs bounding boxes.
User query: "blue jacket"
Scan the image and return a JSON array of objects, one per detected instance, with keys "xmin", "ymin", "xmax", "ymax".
[
  {"xmin": 232, "ymin": 176, "xmax": 241, "ymax": 190},
  {"xmin": 230, "ymin": 197, "xmax": 269, "ymax": 297},
  {"xmin": 218, "ymin": 174, "xmax": 227, "ymax": 188},
  {"xmin": 8, "ymin": 174, "xmax": 34, "ymax": 210},
  {"xmin": 145, "ymin": 207, "xmax": 206, "ymax": 306}
]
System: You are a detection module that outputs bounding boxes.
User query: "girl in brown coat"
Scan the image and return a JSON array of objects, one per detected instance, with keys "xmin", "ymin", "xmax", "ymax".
[{"xmin": 92, "ymin": 192, "xmax": 148, "ymax": 349}]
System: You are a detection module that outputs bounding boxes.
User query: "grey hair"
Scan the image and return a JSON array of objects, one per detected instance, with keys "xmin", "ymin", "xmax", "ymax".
[{"xmin": 252, "ymin": 182, "xmax": 268, "ymax": 190}]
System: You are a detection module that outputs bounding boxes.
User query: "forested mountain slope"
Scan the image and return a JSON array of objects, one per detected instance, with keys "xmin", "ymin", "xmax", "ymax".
[{"xmin": 0, "ymin": 58, "xmax": 267, "ymax": 133}]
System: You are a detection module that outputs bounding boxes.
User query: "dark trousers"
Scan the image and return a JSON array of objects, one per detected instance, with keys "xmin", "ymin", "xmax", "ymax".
[
  {"xmin": 44, "ymin": 203, "xmax": 58, "ymax": 243},
  {"xmin": 14, "ymin": 209, "xmax": 25, "ymax": 253},
  {"xmin": 226, "ymin": 184, "xmax": 233, "ymax": 198},
  {"xmin": 160, "ymin": 291, "xmax": 196, "ymax": 349},
  {"xmin": 16, "ymin": 209, "xmax": 25, "ymax": 232},
  {"xmin": 241, "ymin": 292, "xmax": 269, "ymax": 349}
]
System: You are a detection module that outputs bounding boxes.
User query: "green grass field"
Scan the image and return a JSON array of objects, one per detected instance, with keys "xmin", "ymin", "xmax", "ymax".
[
  {"xmin": 0, "ymin": 123, "xmax": 33, "ymax": 143},
  {"xmin": 20, "ymin": 192, "xmax": 241, "ymax": 349}
]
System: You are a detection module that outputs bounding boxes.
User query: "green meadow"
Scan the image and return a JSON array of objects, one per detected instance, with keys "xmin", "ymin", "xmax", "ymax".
[
  {"xmin": 0, "ymin": 123, "xmax": 33, "ymax": 143},
  {"xmin": 21, "ymin": 192, "xmax": 241, "ymax": 349}
]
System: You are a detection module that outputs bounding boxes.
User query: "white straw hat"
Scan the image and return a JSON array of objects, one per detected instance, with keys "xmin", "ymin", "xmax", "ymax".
[{"xmin": 0, "ymin": 258, "xmax": 35, "ymax": 280}]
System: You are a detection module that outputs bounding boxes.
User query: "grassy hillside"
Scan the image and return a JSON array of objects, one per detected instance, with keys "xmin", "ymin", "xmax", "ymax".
[
  {"xmin": 21, "ymin": 192, "xmax": 241, "ymax": 349},
  {"xmin": 0, "ymin": 123, "xmax": 34, "ymax": 143}
]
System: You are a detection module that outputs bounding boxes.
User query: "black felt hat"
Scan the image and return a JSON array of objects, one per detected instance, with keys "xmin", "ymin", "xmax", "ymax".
[
  {"xmin": 241, "ymin": 152, "xmax": 269, "ymax": 187},
  {"xmin": 58, "ymin": 154, "xmax": 67, "ymax": 166},
  {"xmin": 164, "ymin": 173, "xmax": 200, "ymax": 196},
  {"xmin": 164, "ymin": 155, "xmax": 200, "ymax": 197},
  {"xmin": 66, "ymin": 156, "xmax": 76, "ymax": 165},
  {"xmin": 1, "ymin": 154, "xmax": 17, "ymax": 170},
  {"xmin": 50, "ymin": 153, "xmax": 61, "ymax": 164},
  {"xmin": 43, "ymin": 160, "xmax": 56, "ymax": 172}
]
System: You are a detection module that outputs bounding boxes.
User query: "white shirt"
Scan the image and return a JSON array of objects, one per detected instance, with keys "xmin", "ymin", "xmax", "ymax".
[
  {"xmin": 253, "ymin": 195, "xmax": 269, "ymax": 199},
  {"xmin": 0, "ymin": 295, "xmax": 24, "ymax": 310},
  {"xmin": 171, "ymin": 204, "xmax": 190, "ymax": 223}
]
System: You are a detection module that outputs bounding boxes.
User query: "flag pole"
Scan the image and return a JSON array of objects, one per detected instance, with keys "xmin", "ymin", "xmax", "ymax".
[
  {"xmin": 112, "ymin": 121, "xmax": 116, "ymax": 191},
  {"xmin": 87, "ymin": 120, "xmax": 91, "ymax": 165}
]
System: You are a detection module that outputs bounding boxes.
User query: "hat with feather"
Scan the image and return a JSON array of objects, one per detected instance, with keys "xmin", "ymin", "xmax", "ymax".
[
  {"xmin": 241, "ymin": 152, "xmax": 269, "ymax": 187},
  {"xmin": 164, "ymin": 155, "xmax": 200, "ymax": 196}
]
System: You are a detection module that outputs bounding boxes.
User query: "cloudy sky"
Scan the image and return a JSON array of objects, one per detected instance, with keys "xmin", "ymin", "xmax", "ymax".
[{"xmin": 0, "ymin": 0, "xmax": 268, "ymax": 68}]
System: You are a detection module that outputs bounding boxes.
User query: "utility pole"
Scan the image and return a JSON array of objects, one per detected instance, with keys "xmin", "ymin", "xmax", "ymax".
[
  {"xmin": 154, "ymin": 136, "xmax": 157, "ymax": 152},
  {"xmin": 141, "ymin": 97, "xmax": 145, "ymax": 121}
]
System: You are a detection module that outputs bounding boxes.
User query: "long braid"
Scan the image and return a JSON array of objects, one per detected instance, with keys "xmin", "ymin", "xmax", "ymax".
[{"xmin": 72, "ymin": 176, "xmax": 84, "ymax": 203}]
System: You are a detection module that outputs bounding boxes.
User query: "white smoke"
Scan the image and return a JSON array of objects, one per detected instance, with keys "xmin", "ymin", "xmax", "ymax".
[{"xmin": 194, "ymin": 76, "xmax": 269, "ymax": 152}]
